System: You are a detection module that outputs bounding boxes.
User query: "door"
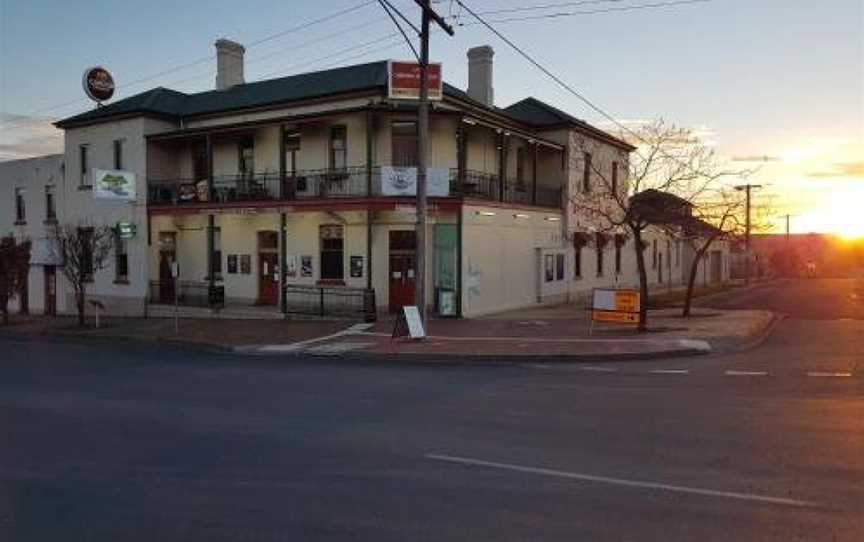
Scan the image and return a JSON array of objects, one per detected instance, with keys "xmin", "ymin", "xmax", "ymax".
[
  {"xmin": 158, "ymin": 232, "xmax": 176, "ymax": 303},
  {"xmin": 710, "ymin": 251, "xmax": 722, "ymax": 283},
  {"xmin": 44, "ymin": 266, "xmax": 56, "ymax": 316},
  {"xmin": 389, "ymin": 230, "xmax": 416, "ymax": 312},
  {"xmin": 257, "ymin": 231, "xmax": 279, "ymax": 305}
]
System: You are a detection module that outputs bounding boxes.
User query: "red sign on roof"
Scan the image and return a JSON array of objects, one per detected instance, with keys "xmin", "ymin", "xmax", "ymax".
[{"xmin": 388, "ymin": 61, "xmax": 442, "ymax": 101}]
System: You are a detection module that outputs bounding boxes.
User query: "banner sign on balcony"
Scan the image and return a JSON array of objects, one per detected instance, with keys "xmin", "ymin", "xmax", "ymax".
[
  {"xmin": 381, "ymin": 167, "xmax": 449, "ymax": 197},
  {"xmin": 93, "ymin": 169, "xmax": 136, "ymax": 201},
  {"xmin": 387, "ymin": 60, "xmax": 443, "ymax": 101}
]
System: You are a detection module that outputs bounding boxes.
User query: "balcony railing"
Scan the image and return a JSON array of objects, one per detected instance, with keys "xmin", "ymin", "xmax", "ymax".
[{"xmin": 148, "ymin": 167, "xmax": 561, "ymax": 208}]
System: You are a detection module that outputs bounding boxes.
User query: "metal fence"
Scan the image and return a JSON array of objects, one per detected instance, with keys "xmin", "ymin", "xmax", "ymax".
[
  {"xmin": 283, "ymin": 284, "xmax": 376, "ymax": 322},
  {"xmin": 148, "ymin": 281, "xmax": 225, "ymax": 309}
]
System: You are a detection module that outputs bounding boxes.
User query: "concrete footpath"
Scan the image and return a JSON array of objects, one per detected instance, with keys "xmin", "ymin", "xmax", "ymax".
[
  {"xmin": 242, "ymin": 306, "xmax": 776, "ymax": 362},
  {"xmin": 0, "ymin": 304, "xmax": 776, "ymax": 363}
]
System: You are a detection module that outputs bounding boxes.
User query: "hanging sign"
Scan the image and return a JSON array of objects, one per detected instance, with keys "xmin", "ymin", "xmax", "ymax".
[
  {"xmin": 116, "ymin": 221, "xmax": 137, "ymax": 239},
  {"xmin": 93, "ymin": 169, "xmax": 136, "ymax": 200},
  {"xmin": 388, "ymin": 60, "xmax": 443, "ymax": 101},
  {"xmin": 82, "ymin": 66, "xmax": 115, "ymax": 103},
  {"xmin": 380, "ymin": 166, "xmax": 449, "ymax": 196}
]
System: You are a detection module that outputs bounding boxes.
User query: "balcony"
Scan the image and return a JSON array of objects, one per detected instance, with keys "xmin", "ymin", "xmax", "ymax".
[{"xmin": 148, "ymin": 167, "xmax": 561, "ymax": 209}]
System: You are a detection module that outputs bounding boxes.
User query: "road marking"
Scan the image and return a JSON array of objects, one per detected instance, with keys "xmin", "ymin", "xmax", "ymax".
[
  {"xmin": 649, "ymin": 369, "xmax": 690, "ymax": 375},
  {"xmin": 806, "ymin": 371, "xmax": 853, "ymax": 378},
  {"xmin": 578, "ymin": 366, "xmax": 619, "ymax": 373},
  {"xmin": 426, "ymin": 454, "xmax": 817, "ymax": 508},
  {"xmin": 725, "ymin": 370, "xmax": 769, "ymax": 376}
]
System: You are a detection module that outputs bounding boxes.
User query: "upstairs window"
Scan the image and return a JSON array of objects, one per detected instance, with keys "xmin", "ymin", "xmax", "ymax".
[
  {"xmin": 239, "ymin": 137, "xmax": 255, "ymax": 177},
  {"xmin": 192, "ymin": 140, "xmax": 208, "ymax": 181},
  {"xmin": 113, "ymin": 139, "xmax": 124, "ymax": 170},
  {"xmin": 79, "ymin": 144, "xmax": 90, "ymax": 187},
  {"xmin": 611, "ymin": 161, "xmax": 618, "ymax": 196},
  {"xmin": 329, "ymin": 125, "xmax": 347, "ymax": 171},
  {"xmin": 582, "ymin": 152, "xmax": 592, "ymax": 193},
  {"xmin": 45, "ymin": 185, "xmax": 56, "ymax": 221},
  {"xmin": 14, "ymin": 187, "xmax": 26, "ymax": 223},
  {"xmin": 391, "ymin": 121, "xmax": 417, "ymax": 167}
]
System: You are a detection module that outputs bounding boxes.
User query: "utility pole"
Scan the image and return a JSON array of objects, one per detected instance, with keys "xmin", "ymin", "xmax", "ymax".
[
  {"xmin": 785, "ymin": 213, "xmax": 792, "ymax": 245},
  {"xmin": 413, "ymin": 0, "xmax": 453, "ymax": 322},
  {"xmin": 735, "ymin": 183, "xmax": 762, "ymax": 285}
]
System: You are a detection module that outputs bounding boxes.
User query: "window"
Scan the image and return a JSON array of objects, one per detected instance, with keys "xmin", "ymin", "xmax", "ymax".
[
  {"xmin": 666, "ymin": 240, "xmax": 672, "ymax": 272},
  {"xmin": 652, "ymin": 239, "xmax": 658, "ymax": 269},
  {"xmin": 556, "ymin": 253, "xmax": 565, "ymax": 281},
  {"xmin": 239, "ymin": 138, "xmax": 254, "ymax": 177},
  {"xmin": 615, "ymin": 240, "xmax": 622, "ymax": 275},
  {"xmin": 45, "ymin": 185, "xmax": 56, "ymax": 221},
  {"xmin": 329, "ymin": 125, "xmax": 347, "ymax": 171},
  {"xmin": 14, "ymin": 188, "xmax": 25, "ymax": 223},
  {"xmin": 79, "ymin": 228, "xmax": 94, "ymax": 282},
  {"xmin": 114, "ymin": 232, "xmax": 128, "ymax": 283},
  {"xmin": 79, "ymin": 144, "xmax": 89, "ymax": 187},
  {"xmin": 574, "ymin": 246, "xmax": 582, "ymax": 279},
  {"xmin": 611, "ymin": 161, "xmax": 618, "ymax": 195},
  {"xmin": 391, "ymin": 121, "xmax": 417, "ymax": 167},
  {"xmin": 320, "ymin": 225, "xmax": 344, "ymax": 281},
  {"xmin": 582, "ymin": 152, "xmax": 592, "ymax": 193},
  {"xmin": 596, "ymin": 234, "xmax": 605, "ymax": 277},
  {"xmin": 113, "ymin": 139, "xmax": 124, "ymax": 170}
]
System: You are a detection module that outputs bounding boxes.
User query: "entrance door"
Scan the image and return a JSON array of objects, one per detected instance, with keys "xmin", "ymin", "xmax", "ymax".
[
  {"xmin": 158, "ymin": 232, "xmax": 176, "ymax": 303},
  {"xmin": 257, "ymin": 231, "xmax": 279, "ymax": 305},
  {"xmin": 44, "ymin": 266, "xmax": 56, "ymax": 316},
  {"xmin": 389, "ymin": 230, "xmax": 416, "ymax": 312}
]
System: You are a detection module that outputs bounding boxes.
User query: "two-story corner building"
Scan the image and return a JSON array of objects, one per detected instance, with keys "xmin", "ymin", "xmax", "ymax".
[
  {"xmin": 0, "ymin": 154, "xmax": 66, "ymax": 315},
  {"xmin": 46, "ymin": 41, "xmax": 639, "ymax": 319}
]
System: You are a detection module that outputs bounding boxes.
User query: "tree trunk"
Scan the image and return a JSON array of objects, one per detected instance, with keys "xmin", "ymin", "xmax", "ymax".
[
  {"xmin": 633, "ymin": 230, "xmax": 649, "ymax": 332},
  {"xmin": 76, "ymin": 290, "xmax": 85, "ymax": 327},
  {"xmin": 682, "ymin": 248, "xmax": 703, "ymax": 318}
]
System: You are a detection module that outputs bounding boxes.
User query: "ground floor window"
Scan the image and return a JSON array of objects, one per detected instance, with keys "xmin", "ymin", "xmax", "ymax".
[
  {"xmin": 434, "ymin": 224, "xmax": 458, "ymax": 316},
  {"xmin": 574, "ymin": 247, "xmax": 582, "ymax": 279},
  {"xmin": 320, "ymin": 225, "xmax": 344, "ymax": 280},
  {"xmin": 114, "ymin": 232, "xmax": 128, "ymax": 283}
]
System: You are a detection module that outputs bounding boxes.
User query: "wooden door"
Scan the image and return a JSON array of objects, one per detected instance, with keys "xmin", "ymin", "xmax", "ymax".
[
  {"xmin": 44, "ymin": 266, "xmax": 56, "ymax": 316},
  {"xmin": 389, "ymin": 254, "xmax": 416, "ymax": 312},
  {"xmin": 258, "ymin": 253, "xmax": 279, "ymax": 305},
  {"xmin": 257, "ymin": 231, "xmax": 279, "ymax": 305}
]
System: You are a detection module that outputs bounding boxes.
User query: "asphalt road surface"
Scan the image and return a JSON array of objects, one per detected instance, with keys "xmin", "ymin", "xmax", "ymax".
[{"xmin": 1, "ymin": 279, "xmax": 862, "ymax": 541}]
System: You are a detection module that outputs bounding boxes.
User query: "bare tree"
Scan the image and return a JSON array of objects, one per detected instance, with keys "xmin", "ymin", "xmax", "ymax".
[
  {"xmin": 49, "ymin": 223, "xmax": 114, "ymax": 326},
  {"xmin": 0, "ymin": 235, "xmax": 31, "ymax": 326},
  {"xmin": 571, "ymin": 119, "xmax": 751, "ymax": 331}
]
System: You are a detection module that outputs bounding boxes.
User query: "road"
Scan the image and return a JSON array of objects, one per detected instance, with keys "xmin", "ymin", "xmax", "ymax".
[{"xmin": 0, "ymin": 279, "xmax": 861, "ymax": 541}]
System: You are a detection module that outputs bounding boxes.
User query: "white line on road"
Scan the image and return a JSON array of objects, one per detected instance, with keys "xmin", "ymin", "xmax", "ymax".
[
  {"xmin": 806, "ymin": 371, "xmax": 853, "ymax": 378},
  {"xmin": 578, "ymin": 366, "xmax": 619, "ymax": 373},
  {"xmin": 649, "ymin": 369, "xmax": 690, "ymax": 375},
  {"xmin": 725, "ymin": 370, "xmax": 769, "ymax": 376},
  {"xmin": 426, "ymin": 454, "xmax": 817, "ymax": 508}
]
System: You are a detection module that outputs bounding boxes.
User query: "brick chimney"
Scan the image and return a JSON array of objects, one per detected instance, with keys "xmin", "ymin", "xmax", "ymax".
[
  {"xmin": 215, "ymin": 39, "xmax": 245, "ymax": 90},
  {"xmin": 467, "ymin": 45, "xmax": 494, "ymax": 106}
]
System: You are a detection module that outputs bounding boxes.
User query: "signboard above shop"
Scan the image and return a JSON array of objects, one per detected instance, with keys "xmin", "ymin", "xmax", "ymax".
[
  {"xmin": 93, "ymin": 169, "xmax": 136, "ymax": 201},
  {"xmin": 388, "ymin": 60, "xmax": 443, "ymax": 101}
]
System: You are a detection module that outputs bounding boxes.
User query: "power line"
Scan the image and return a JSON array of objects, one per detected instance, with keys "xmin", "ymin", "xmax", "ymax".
[
  {"xmin": 377, "ymin": 0, "xmax": 421, "ymax": 61},
  {"xmin": 455, "ymin": 0, "xmax": 711, "ymax": 25}
]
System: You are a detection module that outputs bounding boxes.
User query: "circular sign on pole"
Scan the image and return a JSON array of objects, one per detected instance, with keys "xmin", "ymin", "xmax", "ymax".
[{"xmin": 82, "ymin": 66, "xmax": 115, "ymax": 103}]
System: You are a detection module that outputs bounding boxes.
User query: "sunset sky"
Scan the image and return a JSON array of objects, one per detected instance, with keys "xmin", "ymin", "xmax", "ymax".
[{"xmin": 1, "ymin": 0, "xmax": 861, "ymax": 236}]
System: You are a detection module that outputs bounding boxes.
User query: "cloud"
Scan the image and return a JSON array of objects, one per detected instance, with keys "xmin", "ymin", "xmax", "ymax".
[
  {"xmin": 806, "ymin": 161, "xmax": 864, "ymax": 179},
  {"xmin": 730, "ymin": 155, "xmax": 782, "ymax": 163},
  {"xmin": 0, "ymin": 113, "xmax": 64, "ymax": 162}
]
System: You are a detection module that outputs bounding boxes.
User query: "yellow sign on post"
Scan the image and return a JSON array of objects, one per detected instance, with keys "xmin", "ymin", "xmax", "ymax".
[{"xmin": 590, "ymin": 288, "xmax": 641, "ymax": 330}]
